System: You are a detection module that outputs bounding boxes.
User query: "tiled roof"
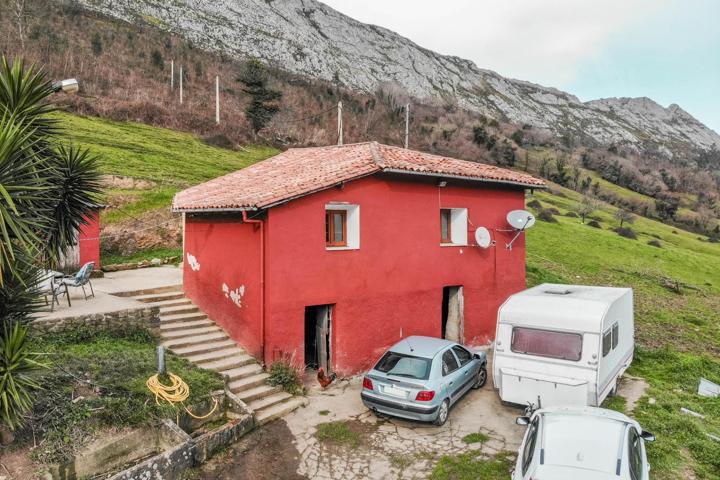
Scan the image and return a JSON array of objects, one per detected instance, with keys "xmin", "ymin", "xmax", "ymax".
[{"xmin": 172, "ymin": 142, "xmax": 545, "ymax": 211}]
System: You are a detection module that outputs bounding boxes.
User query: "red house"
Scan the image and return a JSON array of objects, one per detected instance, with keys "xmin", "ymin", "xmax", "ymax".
[{"xmin": 173, "ymin": 142, "xmax": 544, "ymax": 376}]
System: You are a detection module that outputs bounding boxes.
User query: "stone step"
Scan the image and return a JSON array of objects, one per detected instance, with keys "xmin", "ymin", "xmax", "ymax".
[
  {"xmin": 148, "ymin": 298, "xmax": 192, "ymax": 309},
  {"xmin": 235, "ymin": 384, "xmax": 283, "ymax": 403},
  {"xmin": 170, "ymin": 339, "xmax": 237, "ymax": 357},
  {"xmin": 197, "ymin": 355, "xmax": 255, "ymax": 372},
  {"xmin": 255, "ymin": 397, "xmax": 306, "ymax": 426},
  {"xmin": 162, "ymin": 331, "xmax": 228, "ymax": 349},
  {"xmin": 160, "ymin": 312, "xmax": 207, "ymax": 323},
  {"xmin": 162, "ymin": 325, "xmax": 221, "ymax": 340},
  {"xmin": 220, "ymin": 364, "xmax": 263, "ymax": 382},
  {"xmin": 159, "ymin": 304, "xmax": 199, "ymax": 316},
  {"xmin": 185, "ymin": 347, "xmax": 246, "ymax": 364},
  {"xmin": 247, "ymin": 391, "xmax": 293, "ymax": 411},
  {"xmin": 228, "ymin": 373, "xmax": 271, "ymax": 392},
  {"xmin": 160, "ymin": 318, "xmax": 215, "ymax": 332},
  {"xmin": 133, "ymin": 291, "xmax": 185, "ymax": 303}
]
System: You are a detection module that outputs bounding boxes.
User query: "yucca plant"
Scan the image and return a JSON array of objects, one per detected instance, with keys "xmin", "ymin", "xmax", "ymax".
[
  {"xmin": 0, "ymin": 56, "xmax": 102, "ymax": 432},
  {"xmin": 0, "ymin": 323, "xmax": 45, "ymax": 433}
]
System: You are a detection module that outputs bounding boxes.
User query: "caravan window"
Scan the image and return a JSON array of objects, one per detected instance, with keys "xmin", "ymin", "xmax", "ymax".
[
  {"xmin": 603, "ymin": 329, "xmax": 612, "ymax": 357},
  {"xmin": 511, "ymin": 327, "xmax": 582, "ymax": 361}
]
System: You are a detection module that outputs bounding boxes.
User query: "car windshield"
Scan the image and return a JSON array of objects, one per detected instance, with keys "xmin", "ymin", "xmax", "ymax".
[
  {"xmin": 374, "ymin": 351, "xmax": 432, "ymax": 380},
  {"xmin": 511, "ymin": 327, "xmax": 583, "ymax": 361}
]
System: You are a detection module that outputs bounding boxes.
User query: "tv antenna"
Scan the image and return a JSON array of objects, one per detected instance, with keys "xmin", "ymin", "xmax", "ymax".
[{"xmin": 504, "ymin": 210, "xmax": 536, "ymax": 250}]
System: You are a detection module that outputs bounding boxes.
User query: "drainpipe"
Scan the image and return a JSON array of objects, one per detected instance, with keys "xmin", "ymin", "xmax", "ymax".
[{"xmin": 242, "ymin": 211, "xmax": 265, "ymax": 366}]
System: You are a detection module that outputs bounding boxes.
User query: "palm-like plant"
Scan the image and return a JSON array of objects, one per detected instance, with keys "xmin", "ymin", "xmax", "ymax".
[
  {"xmin": 0, "ymin": 323, "xmax": 45, "ymax": 432},
  {"xmin": 0, "ymin": 56, "xmax": 102, "ymax": 432}
]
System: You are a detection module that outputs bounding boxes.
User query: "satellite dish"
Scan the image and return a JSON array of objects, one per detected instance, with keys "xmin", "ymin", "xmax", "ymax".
[
  {"xmin": 474, "ymin": 227, "xmax": 492, "ymax": 249},
  {"xmin": 505, "ymin": 210, "xmax": 536, "ymax": 251},
  {"xmin": 507, "ymin": 210, "xmax": 536, "ymax": 231}
]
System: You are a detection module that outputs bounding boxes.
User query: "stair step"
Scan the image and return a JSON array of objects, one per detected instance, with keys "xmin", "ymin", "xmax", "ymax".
[
  {"xmin": 170, "ymin": 339, "xmax": 237, "ymax": 357},
  {"xmin": 132, "ymin": 290, "xmax": 185, "ymax": 302},
  {"xmin": 248, "ymin": 392, "xmax": 293, "ymax": 411},
  {"xmin": 197, "ymin": 355, "xmax": 255, "ymax": 372},
  {"xmin": 160, "ymin": 312, "xmax": 207, "ymax": 323},
  {"xmin": 185, "ymin": 347, "xmax": 246, "ymax": 364},
  {"xmin": 161, "ymin": 318, "xmax": 215, "ymax": 332},
  {"xmin": 162, "ymin": 325, "xmax": 221, "ymax": 339},
  {"xmin": 235, "ymin": 384, "xmax": 283, "ymax": 403},
  {"xmin": 220, "ymin": 364, "xmax": 263, "ymax": 382},
  {"xmin": 162, "ymin": 331, "xmax": 228, "ymax": 349},
  {"xmin": 148, "ymin": 298, "xmax": 192, "ymax": 309},
  {"xmin": 159, "ymin": 304, "xmax": 199, "ymax": 316},
  {"xmin": 255, "ymin": 397, "xmax": 306, "ymax": 426},
  {"xmin": 229, "ymin": 373, "xmax": 271, "ymax": 392}
]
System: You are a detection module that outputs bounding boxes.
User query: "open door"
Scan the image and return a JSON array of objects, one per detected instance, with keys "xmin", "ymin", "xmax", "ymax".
[
  {"xmin": 442, "ymin": 286, "xmax": 464, "ymax": 343},
  {"xmin": 304, "ymin": 305, "xmax": 333, "ymax": 372}
]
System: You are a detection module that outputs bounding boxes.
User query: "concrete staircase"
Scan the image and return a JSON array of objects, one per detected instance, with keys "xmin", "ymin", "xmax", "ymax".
[{"xmin": 126, "ymin": 285, "xmax": 305, "ymax": 425}]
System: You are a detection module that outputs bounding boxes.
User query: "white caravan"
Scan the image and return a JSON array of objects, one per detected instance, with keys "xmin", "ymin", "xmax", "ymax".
[{"xmin": 493, "ymin": 284, "xmax": 633, "ymax": 409}]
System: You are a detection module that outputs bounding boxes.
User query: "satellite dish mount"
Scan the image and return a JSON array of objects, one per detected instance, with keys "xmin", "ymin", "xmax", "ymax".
[{"xmin": 505, "ymin": 210, "xmax": 536, "ymax": 250}]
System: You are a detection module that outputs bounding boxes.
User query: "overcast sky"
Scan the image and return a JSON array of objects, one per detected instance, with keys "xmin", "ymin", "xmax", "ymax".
[{"xmin": 321, "ymin": 0, "xmax": 720, "ymax": 133}]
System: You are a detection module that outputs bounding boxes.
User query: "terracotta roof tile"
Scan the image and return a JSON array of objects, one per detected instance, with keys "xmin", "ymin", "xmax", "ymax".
[{"xmin": 173, "ymin": 142, "xmax": 545, "ymax": 211}]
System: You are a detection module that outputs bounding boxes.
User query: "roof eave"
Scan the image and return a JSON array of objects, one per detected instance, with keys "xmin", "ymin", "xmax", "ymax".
[
  {"xmin": 172, "ymin": 206, "xmax": 258, "ymax": 213},
  {"xmin": 381, "ymin": 168, "xmax": 546, "ymax": 189}
]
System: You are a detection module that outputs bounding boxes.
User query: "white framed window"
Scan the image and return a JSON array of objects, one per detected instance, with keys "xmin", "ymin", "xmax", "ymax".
[
  {"xmin": 440, "ymin": 208, "xmax": 468, "ymax": 246},
  {"xmin": 325, "ymin": 203, "xmax": 359, "ymax": 250}
]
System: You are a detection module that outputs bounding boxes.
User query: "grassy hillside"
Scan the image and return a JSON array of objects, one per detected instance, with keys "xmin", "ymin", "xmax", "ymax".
[
  {"xmin": 58, "ymin": 112, "xmax": 719, "ymax": 478},
  {"xmin": 54, "ymin": 112, "xmax": 278, "ymax": 223}
]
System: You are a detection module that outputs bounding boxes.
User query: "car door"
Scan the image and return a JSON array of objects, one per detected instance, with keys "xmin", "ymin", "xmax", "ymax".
[
  {"xmin": 440, "ymin": 348, "xmax": 462, "ymax": 404},
  {"xmin": 451, "ymin": 345, "xmax": 476, "ymax": 396},
  {"xmin": 514, "ymin": 416, "xmax": 540, "ymax": 480}
]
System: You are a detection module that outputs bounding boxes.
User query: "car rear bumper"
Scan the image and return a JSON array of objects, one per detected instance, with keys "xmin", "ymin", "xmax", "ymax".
[{"xmin": 361, "ymin": 391, "xmax": 439, "ymax": 422}]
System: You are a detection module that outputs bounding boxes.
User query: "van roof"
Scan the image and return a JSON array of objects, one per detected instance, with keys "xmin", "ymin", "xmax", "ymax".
[
  {"xmin": 498, "ymin": 283, "xmax": 632, "ymax": 331},
  {"xmin": 536, "ymin": 406, "xmax": 635, "ymax": 476}
]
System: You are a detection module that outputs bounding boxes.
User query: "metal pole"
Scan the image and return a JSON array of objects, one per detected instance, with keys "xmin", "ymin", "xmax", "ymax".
[
  {"xmin": 157, "ymin": 346, "xmax": 166, "ymax": 375},
  {"xmin": 215, "ymin": 75, "xmax": 220, "ymax": 124},
  {"xmin": 337, "ymin": 101, "xmax": 343, "ymax": 146},
  {"xmin": 404, "ymin": 103, "xmax": 410, "ymax": 149},
  {"xmin": 179, "ymin": 66, "xmax": 183, "ymax": 104},
  {"xmin": 170, "ymin": 59, "xmax": 174, "ymax": 91}
]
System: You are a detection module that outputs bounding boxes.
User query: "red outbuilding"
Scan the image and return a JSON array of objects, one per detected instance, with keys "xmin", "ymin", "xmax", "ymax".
[{"xmin": 173, "ymin": 142, "xmax": 545, "ymax": 376}]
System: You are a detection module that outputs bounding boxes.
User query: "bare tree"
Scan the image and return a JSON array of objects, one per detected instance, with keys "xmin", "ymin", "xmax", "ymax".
[
  {"xmin": 614, "ymin": 209, "xmax": 636, "ymax": 228},
  {"xmin": 575, "ymin": 195, "xmax": 598, "ymax": 224},
  {"xmin": 13, "ymin": 0, "xmax": 28, "ymax": 51}
]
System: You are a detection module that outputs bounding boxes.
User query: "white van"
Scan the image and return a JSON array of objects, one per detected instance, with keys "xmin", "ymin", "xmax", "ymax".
[{"xmin": 492, "ymin": 284, "xmax": 633, "ymax": 409}]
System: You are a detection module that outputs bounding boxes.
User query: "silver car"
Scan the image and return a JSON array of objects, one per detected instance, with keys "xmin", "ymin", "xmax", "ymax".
[{"xmin": 361, "ymin": 336, "xmax": 487, "ymax": 426}]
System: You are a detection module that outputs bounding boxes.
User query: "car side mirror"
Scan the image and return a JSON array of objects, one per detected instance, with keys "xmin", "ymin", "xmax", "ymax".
[
  {"xmin": 473, "ymin": 353, "xmax": 482, "ymax": 360},
  {"xmin": 641, "ymin": 430, "xmax": 656, "ymax": 442},
  {"xmin": 516, "ymin": 416, "xmax": 530, "ymax": 426}
]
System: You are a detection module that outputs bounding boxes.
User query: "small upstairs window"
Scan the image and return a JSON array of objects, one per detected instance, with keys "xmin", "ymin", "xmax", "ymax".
[
  {"xmin": 326, "ymin": 210, "xmax": 347, "ymax": 247},
  {"xmin": 325, "ymin": 204, "xmax": 360, "ymax": 250},
  {"xmin": 440, "ymin": 208, "xmax": 468, "ymax": 246}
]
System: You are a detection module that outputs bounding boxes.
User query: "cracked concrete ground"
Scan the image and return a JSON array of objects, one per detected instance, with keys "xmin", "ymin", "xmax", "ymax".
[{"xmin": 196, "ymin": 365, "xmax": 526, "ymax": 479}]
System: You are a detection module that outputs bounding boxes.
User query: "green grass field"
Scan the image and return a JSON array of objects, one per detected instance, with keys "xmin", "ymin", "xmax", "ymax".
[{"xmin": 56, "ymin": 113, "xmax": 719, "ymax": 478}]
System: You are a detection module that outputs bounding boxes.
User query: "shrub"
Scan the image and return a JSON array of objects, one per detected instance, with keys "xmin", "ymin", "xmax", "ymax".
[
  {"xmin": 648, "ymin": 239, "xmax": 662, "ymax": 248},
  {"xmin": 537, "ymin": 209, "xmax": 558, "ymax": 223},
  {"xmin": 526, "ymin": 199, "xmax": 542, "ymax": 210},
  {"xmin": 614, "ymin": 227, "xmax": 637, "ymax": 240},
  {"xmin": 565, "ymin": 211, "xmax": 578, "ymax": 218},
  {"xmin": 588, "ymin": 220, "xmax": 602, "ymax": 229},
  {"xmin": 267, "ymin": 352, "xmax": 304, "ymax": 395},
  {"xmin": 546, "ymin": 207, "xmax": 561, "ymax": 215}
]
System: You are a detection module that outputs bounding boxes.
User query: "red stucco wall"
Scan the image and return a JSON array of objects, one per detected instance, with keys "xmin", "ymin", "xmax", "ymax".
[
  {"xmin": 183, "ymin": 217, "xmax": 263, "ymax": 358},
  {"xmin": 182, "ymin": 174, "xmax": 527, "ymax": 376},
  {"xmin": 79, "ymin": 211, "xmax": 101, "ymax": 268}
]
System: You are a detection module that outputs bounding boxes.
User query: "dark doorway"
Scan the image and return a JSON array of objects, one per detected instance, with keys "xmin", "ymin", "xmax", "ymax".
[
  {"xmin": 441, "ymin": 286, "xmax": 464, "ymax": 342},
  {"xmin": 304, "ymin": 305, "xmax": 333, "ymax": 372}
]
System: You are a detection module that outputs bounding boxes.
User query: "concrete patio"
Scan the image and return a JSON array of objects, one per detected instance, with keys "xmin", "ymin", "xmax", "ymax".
[{"xmin": 35, "ymin": 266, "xmax": 182, "ymax": 321}]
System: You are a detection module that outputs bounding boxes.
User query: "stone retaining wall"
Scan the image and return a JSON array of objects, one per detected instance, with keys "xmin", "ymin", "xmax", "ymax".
[{"xmin": 30, "ymin": 306, "xmax": 160, "ymax": 335}]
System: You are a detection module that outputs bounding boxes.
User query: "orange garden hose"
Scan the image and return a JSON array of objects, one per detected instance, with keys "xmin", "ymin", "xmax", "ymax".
[{"xmin": 146, "ymin": 372, "xmax": 219, "ymax": 421}]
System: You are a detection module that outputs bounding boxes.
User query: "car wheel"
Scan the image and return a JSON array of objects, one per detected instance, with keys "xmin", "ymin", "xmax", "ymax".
[
  {"xmin": 472, "ymin": 365, "xmax": 487, "ymax": 389},
  {"xmin": 434, "ymin": 399, "xmax": 450, "ymax": 426}
]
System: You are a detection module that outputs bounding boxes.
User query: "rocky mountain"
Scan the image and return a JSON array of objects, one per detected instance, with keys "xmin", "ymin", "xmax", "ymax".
[{"xmin": 76, "ymin": 0, "xmax": 719, "ymax": 157}]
